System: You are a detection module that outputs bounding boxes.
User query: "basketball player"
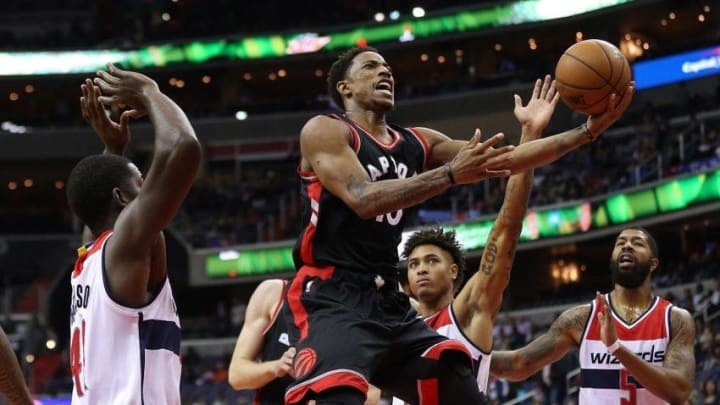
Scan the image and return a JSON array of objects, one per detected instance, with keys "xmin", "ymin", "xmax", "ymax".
[
  {"xmin": 228, "ymin": 279, "xmax": 381, "ymax": 405},
  {"xmin": 228, "ymin": 279, "xmax": 296, "ymax": 404},
  {"xmin": 287, "ymin": 47, "xmax": 633, "ymax": 404},
  {"xmin": 0, "ymin": 325, "xmax": 33, "ymax": 405},
  {"xmin": 490, "ymin": 227, "xmax": 695, "ymax": 404},
  {"xmin": 66, "ymin": 64, "xmax": 201, "ymax": 404},
  {"xmin": 394, "ymin": 73, "xmax": 557, "ymax": 403}
]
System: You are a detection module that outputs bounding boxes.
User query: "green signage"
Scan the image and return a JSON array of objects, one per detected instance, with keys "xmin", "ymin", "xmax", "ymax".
[{"xmin": 0, "ymin": 0, "xmax": 632, "ymax": 76}]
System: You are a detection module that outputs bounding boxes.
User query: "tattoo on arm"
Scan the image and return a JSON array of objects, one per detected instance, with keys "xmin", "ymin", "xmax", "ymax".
[
  {"xmin": 664, "ymin": 309, "xmax": 696, "ymax": 382},
  {"xmin": 345, "ymin": 168, "xmax": 450, "ymax": 218},
  {"xmin": 481, "ymin": 236, "xmax": 498, "ymax": 275}
]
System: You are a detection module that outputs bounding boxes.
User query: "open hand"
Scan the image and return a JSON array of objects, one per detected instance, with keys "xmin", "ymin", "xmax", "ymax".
[
  {"xmin": 586, "ymin": 82, "xmax": 635, "ymax": 138},
  {"xmin": 448, "ymin": 129, "xmax": 514, "ymax": 184},
  {"xmin": 93, "ymin": 63, "xmax": 158, "ymax": 113},
  {"xmin": 513, "ymin": 75, "xmax": 560, "ymax": 138},
  {"xmin": 80, "ymin": 78, "xmax": 143, "ymax": 155},
  {"xmin": 596, "ymin": 292, "xmax": 618, "ymax": 348}
]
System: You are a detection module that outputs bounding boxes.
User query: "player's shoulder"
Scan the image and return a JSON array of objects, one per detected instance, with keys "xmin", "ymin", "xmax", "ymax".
[
  {"xmin": 254, "ymin": 279, "xmax": 286, "ymax": 298},
  {"xmin": 669, "ymin": 305, "xmax": 695, "ymax": 336},
  {"xmin": 300, "ymin": 114, "xmax": 350, "ymax": 143},
  {"xmin": 553, "ymin": 303, "xmax": 592, "ymax": 334}
]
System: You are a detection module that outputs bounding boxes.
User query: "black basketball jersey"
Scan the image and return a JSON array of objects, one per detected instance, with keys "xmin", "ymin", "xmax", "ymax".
[
  {"xmin": 293, "ymin": 114, "xmax": 429, "ymax": 276},
  {"xmin": 255, "ymin": 280, "xmax": 293, "ymax": 405}
]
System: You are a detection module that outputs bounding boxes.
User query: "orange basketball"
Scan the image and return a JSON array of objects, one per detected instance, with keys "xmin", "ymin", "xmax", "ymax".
[{"xmin": 554, "ymin": 39, "xmax": 632, "ymax": 115}]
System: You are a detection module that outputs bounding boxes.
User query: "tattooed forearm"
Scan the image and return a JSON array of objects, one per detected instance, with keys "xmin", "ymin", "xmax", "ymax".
[
  {"xmin": 0, "ymin": 327, "xmax": 32, "ymax": 405},
  {"xmin": 481, "ymin": 237, "xmax": 498, "ymax": 275},
  {"xmin": 346, "ymin": 167, "xmax": 451, "ymax": 219}
]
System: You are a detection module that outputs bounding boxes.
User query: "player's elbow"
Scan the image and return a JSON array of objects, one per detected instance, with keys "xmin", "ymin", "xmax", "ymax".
[
  {"xmin": 669, "ymin": 383, "xmax": 692, "ymax": 405},
  {"xmin": 227, "ymin": 366, "xmax": 249, "ymax": 390}
]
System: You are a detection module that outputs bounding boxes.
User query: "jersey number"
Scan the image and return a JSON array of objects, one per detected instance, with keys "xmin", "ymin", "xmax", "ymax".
[
  {"xmin": 70, "ymin": 320, "xmax": 86, "ymax": 397},
  {"xmin": 619, "ymin": 369, "xmax": 637, "ymax": 405},
  {"xmin": 376, "ymin": 209, "xmax": 403, "ymax": 225}
]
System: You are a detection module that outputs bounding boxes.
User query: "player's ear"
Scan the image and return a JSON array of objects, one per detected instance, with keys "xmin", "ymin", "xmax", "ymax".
[
  {"xmin": 112, "ymin": 187, "xmax": 128, "ymax": 207},
  {"xmin": 450, "ymin": 263, "xmax": 458, "ymax": 280},
  {"xmin": 337, "ymin": 79, "xmax": 351, "ymax": 97},
  {"xmin": 649, "ymin": 257, "xmax": 659, "ymax": 274}
]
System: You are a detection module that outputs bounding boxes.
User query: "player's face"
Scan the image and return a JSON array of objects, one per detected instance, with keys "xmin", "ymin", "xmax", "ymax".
[
  {"xmin": 406, "ymin": 244, "xmax": 457, "ymax": 301},
  {"xmin": 609, "ymin": 229, "xmax": 657, "ymax": 288},
  {"xmin": 343, "ymin": 51, "xmax": 395, "ymax": 111}
]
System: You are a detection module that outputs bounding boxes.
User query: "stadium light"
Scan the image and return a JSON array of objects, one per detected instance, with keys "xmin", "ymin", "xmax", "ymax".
[
  {"xmin": 374, "ymin": 12, "xmax": 385, "ymax": 22},
  {"xmin": 412, "ymin": 7, "xmax": 425, "ymax": 18}
]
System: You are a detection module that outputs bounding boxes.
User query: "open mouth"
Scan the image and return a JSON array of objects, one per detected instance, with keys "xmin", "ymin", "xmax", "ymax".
[
  {"xmin": 376, "ymin": 79, "xmax": 393, "ymax": 95},
  {"xmin": 618, "ymin": 253, "xmax": 634, "ymax": 269}
]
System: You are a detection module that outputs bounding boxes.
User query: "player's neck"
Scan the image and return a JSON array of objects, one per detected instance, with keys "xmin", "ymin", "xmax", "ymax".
[
  {"xmin": 417, "ymin": 292, "xmax": 453, "ymax": 317},
  {"xmin": 611, "ymin": 283, "xmax": 653, "ymax": 310},
  {"xmin": 344, "ymin": 110, "xmax": 387, "ymax": 136}
]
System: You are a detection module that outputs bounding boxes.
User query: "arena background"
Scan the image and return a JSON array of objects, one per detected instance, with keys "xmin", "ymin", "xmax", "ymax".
[{"xmin": 0, "ymin": 0, "xmax": 718, "ymax": 403}]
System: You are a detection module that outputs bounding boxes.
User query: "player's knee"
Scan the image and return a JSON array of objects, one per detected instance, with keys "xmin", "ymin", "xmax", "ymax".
[{"xmin": 437, "ymin": 350, "xmax": 473, "ymax": 377}]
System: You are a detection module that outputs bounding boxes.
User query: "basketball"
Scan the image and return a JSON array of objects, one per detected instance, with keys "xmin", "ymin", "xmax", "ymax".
[{"xmin": 554, "ymin": 39, "xmax": 632, "ymax": 115}]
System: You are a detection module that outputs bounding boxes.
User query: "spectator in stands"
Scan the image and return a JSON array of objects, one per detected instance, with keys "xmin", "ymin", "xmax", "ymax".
[{"xmin": 701, "ymin": 377, "xmax": 719, "ymax": 405}]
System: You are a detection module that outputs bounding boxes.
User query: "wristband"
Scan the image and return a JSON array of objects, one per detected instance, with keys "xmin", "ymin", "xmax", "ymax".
[
  {"xmin": 607, "ymin": 340, "xmax": 622, "ymax": 354},
  {"xmin": 443, "ymin": 164, "xmax": 456, "ymax": 185},
  {"xmin": 581, "ymin": 123, "xmax": 598, "ymax": 141}
]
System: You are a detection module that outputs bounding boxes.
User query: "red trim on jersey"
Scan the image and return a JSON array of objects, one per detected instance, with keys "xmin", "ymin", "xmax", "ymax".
[
  {"xmin": 586, "ymin": 296, "xmax": 671, "ymax": 341},
  {"xmin": 418, "ymin": 377, "xmax": 439, "ymax": 405},
  {"xmin": 414, "ymin": 340, "xmax": 471, "ymax": 405},
  {"xmin": 72, "ymin": 230, "xmax": 112, "ymax": 278},
  {"xmin": 284, "ymin": 369, "xmax": 368, "ymax": 405},
  {"xmin": 287, "ymin": 265, "xmax": 335, "ymax": 341},
  {"xmin": 344, "ymin": 116, "xmax": 402, "ymax": 150},
  {"xmin": 262, "ymin": 280, "xmax": 288, "ymax": 336},
  {"xmin": 297, "ymin": 167, "xmax": 318, "ymax": 182},
  {"xmin": 421, "ymin": 339, "xmax": 472, "ymax": 361},
  {"xmin": 298, "ymin": 181, "xmax": 323, "ymax": 265},
  {"xmin": 329, "ymin": 113, "xmax": 361, "ymax": 153},
  {"xmin": 407, "ymin": 127, "xmax": 431, "ymax": 170}
]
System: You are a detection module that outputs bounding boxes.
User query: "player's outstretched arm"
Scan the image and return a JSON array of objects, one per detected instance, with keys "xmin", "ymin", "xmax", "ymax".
[
  {"xmin": 300, "ymin": 116, "xmax": 513, "ymax": 219},
  {"xmin": 452, "ymin": 76, "xmax": 558, "ymax": 352},
  {"xmin": 491, "ymin": 305, "xmax": 587, "ymax": 381},
  {"xmin": 596, "ymin": 295, "xmax": 694, "ymax": 404},
  {"xmin": 229, "ymin": 280, "xmax": 295, "ymax": 390},
  {"xmin": 0, "ymin": 326, "xmax": 33, "ymax": 405},
  {"xmin": 93, "ymin": 63, "xmax": 201, "ymax": 306},
  {"xmin": 504, "ymin": 82, "xmax": 634, "ymax": 173},
  {"xmin": 415, "ymin": 81, "xmax": 634, "ymax": 173}
]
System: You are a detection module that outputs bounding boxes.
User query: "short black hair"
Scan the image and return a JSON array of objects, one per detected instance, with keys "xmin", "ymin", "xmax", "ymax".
[
  {"xmin": 621, "ymin": 226, "xmax": 659, "ymax": 257},
  {"xmin": 400, "ymin": 227, "xmax": 467, "ymax": 292},
  {"xmin": 66, "ymin": 154, "xmax": 133, "ymax": 231},
  {"xmin": 327, "ymin": 46, "xmax": 379, "ymax": 110}
]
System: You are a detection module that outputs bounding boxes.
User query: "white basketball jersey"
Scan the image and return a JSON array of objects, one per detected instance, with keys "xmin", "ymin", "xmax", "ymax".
[
  {"xmin": 579, "ymin": 294, "xmax": 671, "ymax": 405},
  {"xmin": 392, "ymin": 304, "xmax": 491, "ymax": 405},
  {"xmin": 69, "ymin": 231, "xmax": 181, "ymax": 405}
]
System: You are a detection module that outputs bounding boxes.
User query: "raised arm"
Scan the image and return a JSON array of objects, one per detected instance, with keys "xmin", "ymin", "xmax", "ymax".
[
  {"xmin": 0, "ymin": 326, "xmax": 33, "ymax": 405},
  {"xmin": 596, "ymin": 295, "xmax": 695, "ymax": 404},
  {"xmin": 79, "ymin": 79, "xmax": 142, "ymax": 244},
  {"xmin": 415, "ymin": 81, "xmax": 635, "ymax": 173},
  {"xmin": 228, "ymin": 280, "xmax": 295, "ymax": 390},
  {"xmin": 452, "ymin": 76, "xmax": 559, "ymax": 352},
  {"xmin": 300, "ymin": 115, "xmax": 513, "ymax": 219},
  {"xmin": 93, "ymin": 64, "xmax": 201, "ymax": 306},
  {"xmin": 491, "ymin": 305, "xmax": 587, "ymax": 381}
]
